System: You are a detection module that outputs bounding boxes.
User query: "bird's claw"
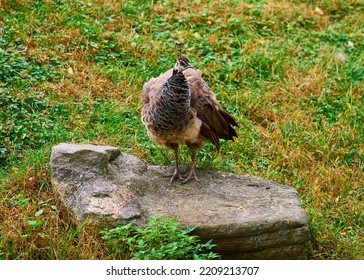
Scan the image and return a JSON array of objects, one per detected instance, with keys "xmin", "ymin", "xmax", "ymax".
[
  {"xmin": 170, "ymin": 173, "xmax": 184, "ymax": 184},
  {"xmin": 180, "ymin": 169, "xmax": 200, "ymax": 184},
  {"xmin": 164, "ymin": 171, "xmax": 183, "ymax": 183},
  {"xmin": 165, "ymin": 168, "xmax": 199, "ymax": 184}
]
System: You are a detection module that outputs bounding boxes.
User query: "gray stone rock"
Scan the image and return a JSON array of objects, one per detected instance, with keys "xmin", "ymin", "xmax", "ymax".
[{"xmin": 50, "ymin": 143, "xmax": 310, "ymax": 259}]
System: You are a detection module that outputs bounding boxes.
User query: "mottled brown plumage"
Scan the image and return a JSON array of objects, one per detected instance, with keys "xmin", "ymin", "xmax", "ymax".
[{"xmin": 141, "ymin": 56, "xmax": 238, "ymax": 183}]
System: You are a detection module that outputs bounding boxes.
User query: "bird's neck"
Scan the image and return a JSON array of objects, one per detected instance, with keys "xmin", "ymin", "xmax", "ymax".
[{"xmin": 158, "ymin": 72, "xmax": 191, "ymax": 122}]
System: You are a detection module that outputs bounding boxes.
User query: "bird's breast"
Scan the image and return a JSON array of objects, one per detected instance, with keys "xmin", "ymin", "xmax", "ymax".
[{"xmin": 147, "ymin": 116, "xmax": 202, "ymax": 146}]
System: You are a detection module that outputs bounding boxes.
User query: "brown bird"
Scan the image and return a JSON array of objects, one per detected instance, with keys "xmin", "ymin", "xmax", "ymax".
[{"xmin": 141, "ymin": 55, "xmax": 238, "ymax": 183}]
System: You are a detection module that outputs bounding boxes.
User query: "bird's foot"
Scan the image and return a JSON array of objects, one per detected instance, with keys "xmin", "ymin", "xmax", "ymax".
[
  {"xmin": 170, "ymin": 173, "xmax": 184, "ymax": 184},
  {"xmin": 181, "ymin": 169, "xmax": 200, "ymax": 184},
  {"xmin": 163, "ymin": 171, "xmax": 183, "ymax": 183}
]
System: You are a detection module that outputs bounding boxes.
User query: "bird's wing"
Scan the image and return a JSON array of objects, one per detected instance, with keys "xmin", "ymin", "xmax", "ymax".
[{"xmin": 183, "ymin": 68, "xmax": 238, "ymax": 151}]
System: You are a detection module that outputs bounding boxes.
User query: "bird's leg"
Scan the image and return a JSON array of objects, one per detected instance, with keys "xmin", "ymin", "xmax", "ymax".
[
  {"xmin": 181, "ymin": 148, "xmax": 200, "ymax": 184},
  {"xmin": 164, "ymin": 144, "xmax": 183, "ymax": 183}
]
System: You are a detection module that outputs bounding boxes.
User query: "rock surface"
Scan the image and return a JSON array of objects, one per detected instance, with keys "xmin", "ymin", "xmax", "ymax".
[{"xmin": 50, "ymin": 143, "xmax": 310, "ymax": 259}]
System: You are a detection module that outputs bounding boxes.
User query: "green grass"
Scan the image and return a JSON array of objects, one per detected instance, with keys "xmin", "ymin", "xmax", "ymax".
[{"xmin": 0, "ymin": 0, "xmax": 363, "ymax": 259}]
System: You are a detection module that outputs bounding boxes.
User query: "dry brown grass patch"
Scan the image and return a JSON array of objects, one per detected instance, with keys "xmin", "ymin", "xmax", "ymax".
[{"xmin": 0, "ymin": 168, "xmax": 107, "ymax": 259}]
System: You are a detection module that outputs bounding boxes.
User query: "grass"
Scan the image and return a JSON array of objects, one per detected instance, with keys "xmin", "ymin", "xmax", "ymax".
[{"xmin": 0, "ymin": 0, "xmax": 363, "ymax": 259}]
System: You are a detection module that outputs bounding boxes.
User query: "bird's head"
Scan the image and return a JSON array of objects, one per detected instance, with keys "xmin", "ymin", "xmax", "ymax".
[{"xmin": 172, "ymin": 54, "xmax": 194, "ymax": 76}]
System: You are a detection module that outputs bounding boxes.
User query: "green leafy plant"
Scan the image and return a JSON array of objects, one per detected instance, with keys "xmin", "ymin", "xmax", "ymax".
[
  {"xmin": 101, "ymin": 216, "xmax": 219, "ymax": 260},
  {"xmin": 11, "ymin": 194, "xmax": 29, "ymax": 209}
]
